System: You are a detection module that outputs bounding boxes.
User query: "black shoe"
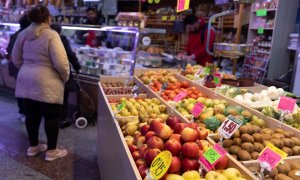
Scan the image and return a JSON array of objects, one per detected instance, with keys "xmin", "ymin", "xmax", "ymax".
[{"xmin": 60, "ymin": 121, "xmax": 71, "ymax": 129}]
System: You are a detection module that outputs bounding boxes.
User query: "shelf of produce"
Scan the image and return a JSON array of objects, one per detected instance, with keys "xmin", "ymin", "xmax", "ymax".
[{"xmin": 97, "ymin": 78, "xmax": 256, "ymax": 180}]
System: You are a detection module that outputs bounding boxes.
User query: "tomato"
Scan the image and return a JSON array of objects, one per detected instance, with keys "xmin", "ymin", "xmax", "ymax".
[
  {"xmin": 198, "ymin": 92, "xmax": 205, "ymax": 97},
  {"xmin": 188, "ymin": 90, "xmax": 193, "ymax": 95},
  {"xmin": 174, "ymin": 89, "xmax": 180, "ymax": 94},
  {"xmin": 164, "ymin": 90, "xmax": 171, "ymax": 96},
  {"xmin": 190, "ymin": 94, "xmax": 197, "ymax": 99},
  {"xmin": 189, "ymin": 86, "xmax": 197, "ymax": 92},
  {"xmin": 169, "ymin": 93, "xmax": 176, "ymax": 100},
  {"xmin": 181, "ymin": 81, "xmax": 189, "ymax": 88}
]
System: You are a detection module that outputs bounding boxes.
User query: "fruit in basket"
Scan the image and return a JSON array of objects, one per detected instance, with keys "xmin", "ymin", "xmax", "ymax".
[
  {"xmin": 182, "ymin": 170, "xmax": 201, "ymax": 180},
  {"xmin": 181, "ymin": 127, "xmax": 199, "ymax": 142},
  {"xmin": 181, "ymin": 158, "xmax": 199, "ymax": 171},
  {"xmin": 166, "ymin": 174, "xmax": 185, "ymax": 180},
  {"xmin": 155, "ymin": 123, "xmax": 172, "ymax": 140},
  {"xmin": 222, "ymin": 168, "xmax": 242, "ymax": 180},
  {"xmin": 204, "ymin": 117, "xmax": 221, "ymax": 131},
  {"xmin": 182, "ymin": 142, "xmax": 199, "ymax": 158},
  {"xmin": 147, "ymin": 136, "xmax": 164, "ymax": 150},
  {"xmin": 205, "ymin": 171, "xmax": 227, "ymax": 180},
  {"xmin": 144, "ymin": 148, "xmax": 161, "ymax": 165},
  {"xmin": 169, "ymin": 156, "xmax": 181, "ymax": 173}
]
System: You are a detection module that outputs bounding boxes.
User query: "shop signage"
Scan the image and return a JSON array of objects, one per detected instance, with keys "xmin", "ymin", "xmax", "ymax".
[
  {"xmin": 219, "ymin": 115, "xmax": 243, "ymax": 139},
  {"xmin": 258, "ymin": 143, "xmax": 287, "ymax": 170}
]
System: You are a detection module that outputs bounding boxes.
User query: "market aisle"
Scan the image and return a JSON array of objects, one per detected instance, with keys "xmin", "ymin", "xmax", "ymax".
[{"xmin": 0, "ymin": 89, "xmax": 100, "ymax": 180}]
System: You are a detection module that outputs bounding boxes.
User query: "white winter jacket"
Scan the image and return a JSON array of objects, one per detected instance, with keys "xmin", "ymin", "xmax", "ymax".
[{"xmin": 12, "ymin": 23, "xmax": 69, "ymax": 104}]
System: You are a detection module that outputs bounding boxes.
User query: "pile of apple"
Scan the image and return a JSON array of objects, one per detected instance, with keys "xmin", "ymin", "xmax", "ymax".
[
  {"xmin": 166, "ymin": 168, "xmax": 245, "ymax": 180},
  {"xmin": 127, "ymin": 116, "xmax": 233, "ymax": 179},
  {"xmin": 139, "ymin": 70, "xmax": 178, "ymax": 85}
]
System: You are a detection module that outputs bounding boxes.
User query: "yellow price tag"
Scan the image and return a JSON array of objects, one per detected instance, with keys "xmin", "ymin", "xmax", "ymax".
[
  {"xmin": 258, "ymin": 143, "xmax": 287, "ymax": 169},
  {"xmin": 161, "ymin": 16, "xmax": 168, "ymax": 21},
  {"xmin": 150, "ymin": 151, "xmax": 172, "ymax": 180},
  {"xmin": 170, "ymin": 16, "xmax": 176, "ymax": 21},
  {"xmin": 265, "ymin": 144, "xmax": 288, "ymax": 158}
]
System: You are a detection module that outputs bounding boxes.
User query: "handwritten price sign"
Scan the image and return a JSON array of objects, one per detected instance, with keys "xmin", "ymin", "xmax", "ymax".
[
  {"xmin": 117, "ymin": 102, "xmax": 125, "ymax": 112},
  {"xmin": 191, "ymin": 102, "xmax": 204, "ymax": 118},
  {"xmin": 219, "ymin": 115, "xmax": 243, "ymax": 139},
  {"xmin": 278, "ymin": 96, "xmax": 296, "ymax": 113},
  {"xmin": 214, "ymin": 73, "xmax": 222, "ymax": 87},
  {"xmin": 174, "ymin": 92, "xmax": 188, "ymax": 102},
  {"xmin": 149, "ymin": 151, "xmax": 172, "ymax": 179},
  {"xmin": 176, "ymin": 0, "xmax": 190, "ymax": 12},
  {"xmin": 258, "ymin": 143, "xmax": 287, "ymax": 170},
  {"xmin": 199, "ymin": 144, "xmax": 227, "ymax": 171}
]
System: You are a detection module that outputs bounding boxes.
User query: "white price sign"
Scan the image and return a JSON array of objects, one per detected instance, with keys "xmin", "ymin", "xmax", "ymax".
[{"xmin": 219, "ymin": 115, "xmax": 243, "ymax": 139}]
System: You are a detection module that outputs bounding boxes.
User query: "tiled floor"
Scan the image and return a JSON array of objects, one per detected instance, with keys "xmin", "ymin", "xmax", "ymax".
[{"xmin": 0, "ymin": 88, "xmax": 100, "ymax": 180}]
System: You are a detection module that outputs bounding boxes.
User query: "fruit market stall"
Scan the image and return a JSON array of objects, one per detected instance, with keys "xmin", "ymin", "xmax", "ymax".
[{"xmin": 97, "ymin": 76, "xmax": 257, "ymax": 180}]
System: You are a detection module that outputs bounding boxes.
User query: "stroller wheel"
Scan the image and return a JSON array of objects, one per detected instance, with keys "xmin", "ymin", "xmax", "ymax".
[
  {"xmin": 75, "ymin": 117, "xmax": 88, "ymax": 129},
  {"xmin": 73, "ymin": 111, "xmax": 80, "ymax": 120}
]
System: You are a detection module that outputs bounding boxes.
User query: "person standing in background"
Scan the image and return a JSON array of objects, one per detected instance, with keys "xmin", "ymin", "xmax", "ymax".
[
  {"xmin": 6, "ymin": 14, "xmax": 31, "ymax": 122},
  {"xmin": 183, "ymin": 14, "xmax": 216, "ymax": 66},
  {"xmin": 50, "ymin": 23, "xmax": 81, "ymax": 129},
  {"xmin": 12, "ymin": 5, "xmax": 70, "ymax": 161},
  {"xmin": 85, "ymin": 7, "xmax": 103, "ymax": 25}
]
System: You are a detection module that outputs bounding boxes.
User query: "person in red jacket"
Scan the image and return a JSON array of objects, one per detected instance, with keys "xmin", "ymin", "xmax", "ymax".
[{"xmin": 183, "ymin": 14, "xmax": 215, "ymax": 66}]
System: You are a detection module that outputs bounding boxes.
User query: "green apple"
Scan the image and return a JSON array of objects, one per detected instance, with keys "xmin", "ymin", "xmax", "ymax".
[
  {"xmin": 206, "ymin": 171, "xmax": 227, "ymax": 180},
  {"xmin": 222, "ymin": 168, "xmax": 242, "ymax": 180},
  {"xmin": 166, "ymin": 174, "xmax": 185, "ymax": 180},
  {"xmin": 197, "ymin": 97, "xmax": 206, "ymax": 104},
  {"xmin": 182, "ymin": 170, "xmax": 200, "ymax": 180}
]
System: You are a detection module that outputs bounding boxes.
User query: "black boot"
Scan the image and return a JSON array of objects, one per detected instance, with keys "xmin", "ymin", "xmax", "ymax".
[{"xmin": 60, "ymin": 121, "xmax": 71, "ymax": 129}]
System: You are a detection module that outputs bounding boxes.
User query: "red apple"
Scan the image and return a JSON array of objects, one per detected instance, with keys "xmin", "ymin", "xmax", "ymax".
[
  {"xmin": 149, "ymin": 119, "xmax": 163, "ymax": 131},
  {"xmin": 140, "ymin": 124, "xmax": 150, "ymax": 136},
  {"xmin": 132, "ymin": 151, "xmax": 142, "ymax": 160},
  {"xmin": 196, "ymin": 140, "xmax": 210, "ymax": 150},
  {"xmin": 164, "ymin": 139, "xmax": 182, "ymax": 156},
  {"xmin": 155, "ymin": 124, "xmax": 172, "ymax": 140},
  {"xmin": 135, "ymin": 159, "xmax": 146, "ymax": 167},
  {"xmin": 188, "ymin": 122, "xmax": 199, "ymax": 130},
  {"xmin": 138, "ymin": 164, "xmax": 148, "ymax": 178},
  {"xmin": 128, "ymin": 144, "xmax": 138, "ymax": 153},
  {"xmin": 166, "ymin": 116, "xmax": 181, "ymax": 129},
  {"xmin": 181, "ymin": 127, "xmax": 199, "ymax": 142},
  {"xmin": 134, "ymin": 131, "xmax": 142, "ymax": 143},
  {"xmin": 182, "ymin": 142, "xmax": 199, "ymax": 158},
  {"xmin": 197, "ymin": 126, "xmax": 208, "ymax": 140},
  {"xmin": 144, "ymin": 149, "xmax": 161, "ymax": 165},
  {"xmin": 168, "ymin": 156, "xmax": 181, "ymax": 173},
  {"xmin": 181, "ymin": 158, "xmax": 199, "ymax": 171},
  {"xmin": 215, "ymin": 156, "xmax": 229, "ymax": 170},
  {"xmin": 136, "ymin": 136, "xmax": 146, "ymax": 149},
  {"xmin": 174, "ymin": 123, "xmax": 188, "ymax": 134},
  {"xmin": 169, "ymin": 134, "xmax": 182, "ymax": 142},
  {"xmin": 145, "ymin": 131, "xmax": 156, "ymax": 142},
  {"xmin": 147, "ymin": 136, "xmax": 164, "ymax": 150},
  {"xmin": 139, "ymin": 144, "xmax": 148, "ymax": 158}
]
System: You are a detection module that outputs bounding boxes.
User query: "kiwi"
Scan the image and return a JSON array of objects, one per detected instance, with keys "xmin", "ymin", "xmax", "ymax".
[
  {"xmin": 232, "ymin": 130, "xmax": 241, "ymax": 138},
  {"xmin": 263, "ymin": 140, "xmax": 274, "ymax": 147},
  {"xmin": 241, "ymin": 134, "xmax": 254, "ymax": 143},
  {"xmin": 233, "ymin": 138, "xmax": 242, "ymax": 146},
  {"xmin": 262, "ymin": 134, "xmax": 272, "ymax": 141},
  {"xmin": 246, "ymin": 124, "xmax": 254, "ymax": 135},
  {"xmin": 213, "ymin": 134, "xmax": 222, "ymax": 142},
  {"xmin": 231, "ymin": 154, "xmax": 238, "ymax": 159},
  {"xmin": 282, "ymin": 147, "xmax": 293, "ymax": 156},
  {"xmin": 271, "ymin": 138, "xmax": 284, "ymax": 148},
  {"xmin": 237, "ymin": 150, "xmax": 251, "ymax": 161},
  {"xmin": 274, "ymin": 128, "xmax": 285, "ymax": 134},
  {"xmin": 253, "ymin": 133, "xmax": 264, "ymax": 143},
  {"xmin": 288, "ymin": 169, "xmax": 300, "ymax": 180},
  {"xmin": 253, "ymin": 142, "xmax": 264, "ymax": 152},
  {"xmin": 292, "ymin": 146, "xmax": 300, "ymax": 155},
  {"xmin": 229, "ymin": 145, "xmax": 241, "ymax": 155},
  {"xmin": 272, "ymin": 133, "xmax": 285, "ymax": 139},
  {"xmin": 251, "ymin": 125, "xmax": 261, "ymax": 134},
  {"xmin": 260, "ymin": 128, "xmax": 274, "ymax": 135},
  {"xmin": 291, "ymin": 137, "xmax": 300, "ymax": 146},
  {"xmin": 275, "ymin": 174, "xmax": 293, "ymax": 180},
  {"xmin": 283, "ymin": 131, "xmax": 294, "ymax": 138},
  {"xmin": 251, "ymin": 152, "xmax": 259, "ymax": 160},
  {"xmin": 239, "ymin": 125, "xmax": 249, "ymax": 134},
  {"xmin": 277, "ymin": 162, "xmax": 292, "ymax": 175},
  {"xmin": 223, "ymin": 139, "xmax": 233, "ymax": 148},
  {"xmin": 289, "ymin": 161, "xmax": 300, "ymax": 170},
  {"xmin": 283, "ymin": 138, "xmax": 295, "ymax": 148},
  {"xmin": 241, "ymin": 142, "xmax": 254, "ymax": 153},
  {"xmin": 248, "ymin": 166, "xmax": 259, "ymax": 175},
  {"xmin": 265, "ymin": 167, "xmax": 278, "ymax": 178}
]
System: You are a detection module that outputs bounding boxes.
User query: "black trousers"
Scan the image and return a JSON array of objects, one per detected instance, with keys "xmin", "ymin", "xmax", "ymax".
[
  {"xmin": 23, "ymin": 99, "xmax": 62, "ymax": 150},
  {"xmin": 17, "ymin": 98, "xmax": 25, "ymax": 114},
  {"xmin": 60, "ymin": 90, "xmax": 69, "ymax": 123}
]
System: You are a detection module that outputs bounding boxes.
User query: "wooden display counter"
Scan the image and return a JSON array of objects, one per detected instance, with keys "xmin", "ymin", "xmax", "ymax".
[{"xmin": 97, "ymin": 77, "xmax": 256, "ymax": 180}]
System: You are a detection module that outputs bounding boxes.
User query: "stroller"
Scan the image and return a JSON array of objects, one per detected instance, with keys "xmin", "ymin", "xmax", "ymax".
[{"xmin": 72, "ymin": 75, "xmax": 96, "ymax": 129}]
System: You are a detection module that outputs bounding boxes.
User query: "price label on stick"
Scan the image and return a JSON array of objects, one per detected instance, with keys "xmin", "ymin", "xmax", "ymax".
[
  {"xmin": 191, "ymin": 102, "xmax": 204, "ymax": 118},
  {"xmin": 214, "ymin": 73, "xmax": 222, "ymax": 87},
  {"xmin": 174, "ymin": 91, "xmax": 188, "ymax": 102},
  {"xmin": 258, "ymin": 27, "xmax": 264, "ymax": 34},
  {"xmin": 199, "ymin": 144, "xmax": 227, "ymax": 171},
  {"xmin": 278, "ymin": 96, "xmax": 296, "ymax": 113},
  {"xmin": 149, "ymin": 151, "xmax": 172, "ymax": 180},
  {"xmin": 161, "ymin": 16, "xmax": 168, "ymax": 21},
  {"xmin": 176, "ymin": 0, "xmax": 190, "ymax": 12},
  {"xmin": 204, "ymin": 67, "xmax": 211, "ymax": 75},
  {"xmin": 219, "ymin": 115, "xmax": 243, "ymax": 139},
  {"xmin": 117, "ymin": 102, "xmax": 125, "ymax": 112},
  {"xmin": 258, "ymin": 143, "xmax": 287, "ymax": 170},
  {"xmin": 256, "ymin": 9, "xmax": 267, "ymax": 16}
]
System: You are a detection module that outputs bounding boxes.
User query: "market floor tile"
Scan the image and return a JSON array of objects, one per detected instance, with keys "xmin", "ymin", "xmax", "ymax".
[{"xmin": 0, "ymin": 88, "xmax": 100, "ymax": 180}]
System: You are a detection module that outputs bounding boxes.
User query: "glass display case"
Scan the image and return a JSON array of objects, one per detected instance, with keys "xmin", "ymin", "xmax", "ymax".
[{"xmin": 0, "ymin": 23, "xmax": 140, "ymax": 88}]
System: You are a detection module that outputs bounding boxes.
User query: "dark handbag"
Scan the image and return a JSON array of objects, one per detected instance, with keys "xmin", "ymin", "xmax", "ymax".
[
  {"xmin": 8, "ymin": 61, "xmax": 19, "ymax": 78},
  {"xmin": 65, "ymin": 73, "xmax": 79, "ymax": 92}
]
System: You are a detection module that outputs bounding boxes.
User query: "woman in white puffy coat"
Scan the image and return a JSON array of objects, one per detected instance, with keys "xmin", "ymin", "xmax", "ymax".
[{"xmin": 12, "ymin": 5, "xmax": 70, "ymax": 161}]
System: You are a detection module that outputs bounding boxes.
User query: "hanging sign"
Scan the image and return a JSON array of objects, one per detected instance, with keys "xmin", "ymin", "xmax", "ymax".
[
  {"xmin": 176, "ymin": 0, "xmax": 190, "ymax": 12},
  {"xmin": 278, "ymin": 96, "xmax": 296, "ymax": 113},
  {"xmin": 199, "ymin": 144, "xmax": 227, "ymax": 171},
  {"xmin": 219, "ymin": 115, "xmax": 243, "ymax": 139},
  {"xmin": 258, "ymin": 143, "xmax": 287, "ymax": 170}
]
